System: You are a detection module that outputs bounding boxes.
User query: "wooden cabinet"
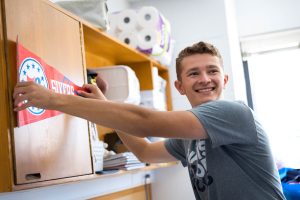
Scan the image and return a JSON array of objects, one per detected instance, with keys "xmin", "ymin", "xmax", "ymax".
[
  {"xmin": 0, "ymin": 0, "xmax": 172, "ymax": 192},
  {"xmin": 2, "ymin": 0, "xmax": 92, "ymax": 187},
  {"xmin": 91, "ymin": 185, "xmax": 152, "ymax": 200}
]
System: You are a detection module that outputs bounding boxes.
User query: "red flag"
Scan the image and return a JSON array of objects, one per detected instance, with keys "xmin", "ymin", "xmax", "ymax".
[{"xmin": 16, "ymin": 43, "xmax": 84, "ymax": 127}]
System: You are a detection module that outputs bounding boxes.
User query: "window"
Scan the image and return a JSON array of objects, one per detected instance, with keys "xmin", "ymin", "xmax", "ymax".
[{"xmin": 241, "ymin": 29, "xmax": 300, "ymax": 168}]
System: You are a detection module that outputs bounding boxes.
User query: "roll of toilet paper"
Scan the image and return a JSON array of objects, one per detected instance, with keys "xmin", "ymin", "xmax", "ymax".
[
  {"xmin": 138, "ymin": 27, "xmax": 171, "ymax": 55},
  {"xmin": 115, "ymin": 9, "xmax": 138, "ymax": 32},
  {"xmin": 137, "ymin": 6, "xmax": 164, "ymax": 29},
  {"xmin": 137, "ymin": 28, "xmax": 162, "ymax": 51},
  {"xmin": 117, "ymin": 31, "xmax": 139, "ymax": 49}
]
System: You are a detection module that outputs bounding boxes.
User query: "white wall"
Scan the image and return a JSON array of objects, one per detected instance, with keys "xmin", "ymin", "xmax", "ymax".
[
  {"xmin": 235, "ymin": 0, "xmax": 300, "ymax": 37},
  {"xmin": 151, "ymin": 164, "xmax": 195, "ymax": 200}
]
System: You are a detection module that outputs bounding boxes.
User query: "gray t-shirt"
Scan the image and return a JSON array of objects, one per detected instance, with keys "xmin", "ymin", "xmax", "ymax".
[{"xmin": 165, "ymin": 100, "xmax": 285, "ymax": 200}]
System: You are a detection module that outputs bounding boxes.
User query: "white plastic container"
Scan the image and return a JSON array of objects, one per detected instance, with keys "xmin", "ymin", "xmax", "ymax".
[
  {"xmin": 92, "ymin": 66, "xmax": 141, "ymax": 105},
  {"xmin": 140, "ymin": 67, "xmax": 167, "ymax": 111}
]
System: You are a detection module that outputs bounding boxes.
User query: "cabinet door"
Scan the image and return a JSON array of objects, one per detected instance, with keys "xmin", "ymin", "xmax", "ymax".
[
  {"xmin": 91, "ymin": 185, "xmax": 152, "ymax": 200},
  {"xmin": 4, "ymin": 0, "xmax": 92, "ymax": 184}
]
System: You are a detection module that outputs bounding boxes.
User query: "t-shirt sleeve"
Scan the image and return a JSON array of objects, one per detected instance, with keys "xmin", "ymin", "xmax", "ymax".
[
  {"xmin": 189, "ymin": 100, "xmax": 258, "ymax": 148},
  {"xmin": 164, "ymin": 138, "xmax": 188, "ymax": 167}
]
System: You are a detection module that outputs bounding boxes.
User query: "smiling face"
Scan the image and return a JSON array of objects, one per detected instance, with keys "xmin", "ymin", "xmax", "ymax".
[{"xmin": 175, "ymin": 53, "xmax": 228, "ymax": 107}]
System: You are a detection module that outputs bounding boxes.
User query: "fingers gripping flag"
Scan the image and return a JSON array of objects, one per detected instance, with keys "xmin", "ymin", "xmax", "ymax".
[{"xmin": 17, "ymin": 43, "xmax": 84, "ymax": 127}]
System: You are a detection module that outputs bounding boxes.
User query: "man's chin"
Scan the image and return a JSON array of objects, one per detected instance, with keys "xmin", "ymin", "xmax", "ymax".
[
  {"xmin": 193, "ymin": 97, "xmax": 218, "ymax": 107},
  {"xmin": 200, "ymin": 99, "xmax": 213, "ymax": 104}
]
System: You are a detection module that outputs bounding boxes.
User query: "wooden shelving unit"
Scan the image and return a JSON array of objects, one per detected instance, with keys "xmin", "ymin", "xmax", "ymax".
[{"xmin": 0, "ymin": 0, "xmax": 173, "ymax": 193}]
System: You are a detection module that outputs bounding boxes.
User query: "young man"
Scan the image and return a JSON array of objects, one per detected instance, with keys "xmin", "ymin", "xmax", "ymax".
[{"xmin": 13, "ymin": 42, "xmax": 285, "ymax": 200}]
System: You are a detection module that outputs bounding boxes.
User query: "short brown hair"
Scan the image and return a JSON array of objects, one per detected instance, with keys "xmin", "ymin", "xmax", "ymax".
[{"xmin": 176, "ymin": 41, "xmax": 223, "ymax": 80}]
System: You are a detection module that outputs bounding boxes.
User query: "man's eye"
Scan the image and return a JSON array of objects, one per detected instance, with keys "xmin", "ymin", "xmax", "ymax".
[
  {"xmin": 189, "ymin": 72, "xmax": 198, "ymax": 76},
  {"xmin": 208, "ymin": 70, "xmax": 218, "ymax": 74}
]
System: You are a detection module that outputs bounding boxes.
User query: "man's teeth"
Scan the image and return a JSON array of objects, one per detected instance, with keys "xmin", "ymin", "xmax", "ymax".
[{"xmin": 196, "ymin": 88, "xmax": 213, "ymax": 92}]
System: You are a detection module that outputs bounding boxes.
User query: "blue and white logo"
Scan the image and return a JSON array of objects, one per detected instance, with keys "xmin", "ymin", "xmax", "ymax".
[{"xmin": 19, "ymin": 58, "xmax": 48, "ymax": 115}]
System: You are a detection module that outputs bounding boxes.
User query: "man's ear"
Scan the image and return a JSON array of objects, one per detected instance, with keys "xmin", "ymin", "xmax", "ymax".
[
  {"xmin": 223, "ymin": 74, "xmax": 229, "ymax": 89},
  {"xmin": 174, "ymin": 80, "xmax": 185, "ymax": 95}
]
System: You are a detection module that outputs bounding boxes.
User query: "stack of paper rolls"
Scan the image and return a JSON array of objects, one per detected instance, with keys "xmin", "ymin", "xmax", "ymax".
[
  {"xmin": 107, "ymin": 7, "xmax": 173, "ymax": 66},
  {"xmin": 107, "ymin": 9, "xmax": 139, "ymax": 49}
]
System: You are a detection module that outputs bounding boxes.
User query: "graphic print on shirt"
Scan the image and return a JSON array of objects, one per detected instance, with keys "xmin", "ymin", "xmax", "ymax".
[{"xmin": 187, "ymin": 140, "xmax": 213, "ymax": 193}]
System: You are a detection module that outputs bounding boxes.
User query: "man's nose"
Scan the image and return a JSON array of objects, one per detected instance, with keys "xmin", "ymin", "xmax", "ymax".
[{"xmin": 198, "ymin": 73, "xmax": 211, "ymax": 83}]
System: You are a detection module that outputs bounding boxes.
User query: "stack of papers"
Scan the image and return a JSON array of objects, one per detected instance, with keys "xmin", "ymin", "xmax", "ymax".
[{"xmin": 103, "ymin": 152, "xmax": 146, "ymax": 170}]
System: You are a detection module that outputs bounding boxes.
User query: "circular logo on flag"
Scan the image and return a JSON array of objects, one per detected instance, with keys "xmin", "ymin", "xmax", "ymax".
[{"xmin": 19, "ymin": 57, "xmax": 48, "ymax": 115}]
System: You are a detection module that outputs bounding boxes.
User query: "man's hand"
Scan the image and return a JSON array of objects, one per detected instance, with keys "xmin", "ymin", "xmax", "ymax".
[
  {"xmin": 77, "ymin": 84, "xmax": 107, "ymax": 100},
  {"xmin": 77, "ymin": 74, "xmax": 108, "ymax": 101},
  {"xmin": 96, "ymin": 74, "xmax": 108, "ymax": 94},
  {"xmin": 13, "ymin": 81, "xmax": 56, "ymax": 111}
]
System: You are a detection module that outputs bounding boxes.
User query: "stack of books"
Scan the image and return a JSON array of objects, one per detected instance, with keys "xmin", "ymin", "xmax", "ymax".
[{"xmin": 103, "ymin": 152, "xmax": 146, "ymax": 170}]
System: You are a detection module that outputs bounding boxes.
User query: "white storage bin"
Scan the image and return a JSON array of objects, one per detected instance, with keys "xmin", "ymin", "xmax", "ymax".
[
  {"xmin": 92, "ymin": 66, "xmax": 141, "ymax": 105},
  {"xmin": 140, "ymin": 90, "xmax": 167, "ymax": 111}
]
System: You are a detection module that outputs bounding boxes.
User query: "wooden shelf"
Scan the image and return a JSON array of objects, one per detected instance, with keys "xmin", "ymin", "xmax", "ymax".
[
  {"xmin": 13, "ymin": 162, "xmax": 179, "ymax": 191},
  {"xmin": 83, "ymin": 25, "xmax": 149, "ymax": 65}
]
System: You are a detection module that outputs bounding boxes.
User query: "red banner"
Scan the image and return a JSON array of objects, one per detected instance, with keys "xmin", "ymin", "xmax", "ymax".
[{"xmin": 17, "ymin": 43, "xmax": 83, "ymax": 127}]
